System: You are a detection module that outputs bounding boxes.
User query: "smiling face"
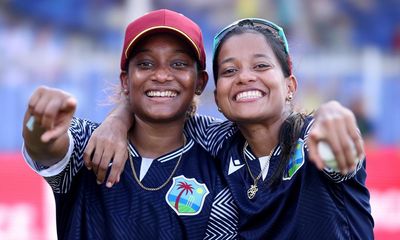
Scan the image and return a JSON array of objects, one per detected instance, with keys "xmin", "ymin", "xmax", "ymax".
[
  {"xmin": 215, "ymin": 31, "xmax": 297, "ymax": 124},
  {"xmin": 121, "ymin": 33, "xmax": 207, "ymax": 123}
]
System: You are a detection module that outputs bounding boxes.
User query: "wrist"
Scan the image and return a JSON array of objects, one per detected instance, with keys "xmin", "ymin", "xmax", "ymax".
[{"xmin": 106, "ymin": 114, "xmax": 131, "ymax": 131}]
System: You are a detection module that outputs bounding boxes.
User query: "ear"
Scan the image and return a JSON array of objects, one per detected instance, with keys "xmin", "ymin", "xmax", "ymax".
[
  {"xmin": 120, "ymin": 71, "xmax": 129, "ymax": 93},
  {"xmin": 195, "ymin": 70, "xmax": 209, "ymax": 95},
  {"xmin": 286, "ymin": 74, "xmax": 298, "ymax": 95}
]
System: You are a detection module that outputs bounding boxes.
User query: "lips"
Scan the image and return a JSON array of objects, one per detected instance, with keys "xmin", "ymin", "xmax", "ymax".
[
  {"xmin": 234, "ymin": 90, "xmax": 265, "ymax": 101},
  {"xmin": 146, "ymin": 90, "xmax": 178, "ymax": 98}
]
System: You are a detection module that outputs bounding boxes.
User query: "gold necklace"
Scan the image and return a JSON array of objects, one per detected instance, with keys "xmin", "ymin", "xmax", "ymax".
[
  {"xmin": 243, "ymin": 141, "xmax": 274, "ymax": 199},
  {"xmin": 128, "ymin": 136, "xmax": 186, "ymax": 191}
]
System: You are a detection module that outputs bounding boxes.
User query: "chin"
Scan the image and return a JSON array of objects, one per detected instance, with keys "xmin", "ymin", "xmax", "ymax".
[
  {"xmin": 143, "ymin": 111, "xmax": 186, "ymax": 123},
  {"xmin": 225, "ymin": 111, "xmax": 267, "ymax": 124}
]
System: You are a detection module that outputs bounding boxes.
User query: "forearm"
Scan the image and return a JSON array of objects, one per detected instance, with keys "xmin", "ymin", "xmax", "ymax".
[
  {"xmin": 82, "ymin": 99, "xmax": 132, "ymax": 186},
  {"xmin": 106, "ymin": 98, "xmax": 133, "ymax": 130}
]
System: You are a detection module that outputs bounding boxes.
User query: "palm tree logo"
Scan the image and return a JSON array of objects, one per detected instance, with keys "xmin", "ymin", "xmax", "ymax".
[
  {"xmin": 174, "ymin": 181, "xmax": 194, "ymax": 211},
  {"xmin": 166, "ymin": 175, "xmax": 210, "ymax": 216}
]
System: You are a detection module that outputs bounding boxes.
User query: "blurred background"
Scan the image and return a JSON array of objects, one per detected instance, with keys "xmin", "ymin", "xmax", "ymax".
[{"xmin": 0, "ymin": 0, "xmax": 399, "ymax": 239}]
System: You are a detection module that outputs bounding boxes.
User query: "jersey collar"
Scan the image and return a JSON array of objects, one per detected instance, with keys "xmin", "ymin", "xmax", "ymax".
[{"xmin": 128, "ymin": 136, "xmax": 194, "ymax": 163}]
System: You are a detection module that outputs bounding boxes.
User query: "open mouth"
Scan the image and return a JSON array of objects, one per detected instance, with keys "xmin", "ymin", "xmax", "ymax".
[
  {"xmin": 146, "ymin": 90, "xmax": 178, "ymax": 98},
  {"xmin": 234, "ymin": 90, "xmax": 265, "ymax": 101}
]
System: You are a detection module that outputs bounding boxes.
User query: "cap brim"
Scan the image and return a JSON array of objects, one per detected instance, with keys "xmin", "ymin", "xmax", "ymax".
[{"xmin": 124, "ymin": 26, "xmax": 201, "ymax": 63}]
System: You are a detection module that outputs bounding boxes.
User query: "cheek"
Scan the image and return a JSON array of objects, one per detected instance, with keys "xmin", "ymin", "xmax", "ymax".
[
  {"xmin": 216, "ymin": 81, "xmax": 231, "ymax": 100},
  {"xmin": 185, "ymin": 72, "xmax": 198, "ymax": 89},
  {"xmin": 127, "ymin": 72, "xmax": 139, "ymax": 88}
]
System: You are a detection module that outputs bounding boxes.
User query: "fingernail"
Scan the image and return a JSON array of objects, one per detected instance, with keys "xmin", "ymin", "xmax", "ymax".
[
  {"xmin": 106, "ymin": 182, "xmax": 113, "ymax": 188},
  {"xmin": 97, "ymin": 180, "xmax": 102, "ymax": 185},
  {"xmin": 26, "ymin": 116, "xmax": 35, "ymax": 131}
]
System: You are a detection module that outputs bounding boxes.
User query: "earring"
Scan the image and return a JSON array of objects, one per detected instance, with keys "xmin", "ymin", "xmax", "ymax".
[
  {"xmin": 195, "ymin": 89, "xmax": 202, "ymax": 95},
  {"xmin": 286, "ymin": 92, "xmax": 293, "ymax": 104},
  {"xmin": 218, "ymin": 107, "xmax": 222, "ymax": 112},
  {"xmin": 123, "ymin": 89, "xmax": 129, "ymax": 94}
]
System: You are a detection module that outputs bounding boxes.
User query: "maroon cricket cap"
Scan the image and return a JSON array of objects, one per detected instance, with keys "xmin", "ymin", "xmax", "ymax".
[{"xmin": 120, "ymin": 9, "xmax": 206, "ymax": 71}]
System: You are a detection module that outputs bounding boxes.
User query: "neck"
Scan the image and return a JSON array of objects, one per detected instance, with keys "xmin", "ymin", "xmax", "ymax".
[
  {"xmin": 129, "ymin": 117, "xmax": 186, "ymax": 158},
  {"xmin": 237, "ymin": 116, "xmax": 286, "ymax": 157}
]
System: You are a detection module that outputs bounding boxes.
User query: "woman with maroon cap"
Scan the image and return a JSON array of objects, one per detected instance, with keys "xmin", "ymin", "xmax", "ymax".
[{"xmin": 21, "ymin": 9, "xmax": 237, "ymax": 239}]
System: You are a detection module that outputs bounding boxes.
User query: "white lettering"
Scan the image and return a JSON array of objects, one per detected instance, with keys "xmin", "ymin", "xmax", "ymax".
[
  {"xmin": 370, "ymin": 189, "xmax": 400, "ymax": 230},
  {"xmin": 0, "ymin": 204, "xmax": 39, "ymax": 239}
]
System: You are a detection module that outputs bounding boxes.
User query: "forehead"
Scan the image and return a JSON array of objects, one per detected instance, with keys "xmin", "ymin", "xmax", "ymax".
[
  {"xmin": 218, "ymin": 32, "xmax": 273, "ymax": 59},
  {"xmin": 134, "ymin": 32, "xmax": 194, "ymax": 54}
]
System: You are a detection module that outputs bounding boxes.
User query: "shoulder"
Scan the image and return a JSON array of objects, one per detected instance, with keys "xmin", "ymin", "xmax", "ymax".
[
  {"xmin": 69, "ymin": 117, "xmax": 100, "ymax": 141},
  {"xmin": 70, "ymin": 117, "xmax": 99, "ymax": 130},
  {"xmin": 301, "ymin": 115, "xmax": 315, "ymax": 138},
  {"xmin": 184, "ymin": 136, "xmax": 214, "ymax": 159}
]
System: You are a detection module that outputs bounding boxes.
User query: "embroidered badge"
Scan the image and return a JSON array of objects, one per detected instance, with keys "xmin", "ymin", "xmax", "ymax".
[
  {"xmin": 283, "ymin": 139, "xmax": 305, "ymax": 180},
  {"xmin": 165, "ymin": 175, "xmax": 209, "ymax": 216}
]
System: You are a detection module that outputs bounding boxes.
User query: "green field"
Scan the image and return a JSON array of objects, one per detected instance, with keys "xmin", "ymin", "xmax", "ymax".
[{"xmin": 169, "ymin": 202, "xmax": 196, "ymax": 213}]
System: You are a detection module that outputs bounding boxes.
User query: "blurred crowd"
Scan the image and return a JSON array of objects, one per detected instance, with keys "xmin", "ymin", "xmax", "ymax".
[{"xmin": 1, "ymin": 0, "xmax": 399, "ymax": 150}]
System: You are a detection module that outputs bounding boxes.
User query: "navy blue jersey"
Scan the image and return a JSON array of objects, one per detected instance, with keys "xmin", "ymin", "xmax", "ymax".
[
  {"xmin": 24, "ymin": 117, "xmax": 238, "ymax": 240},
  {"xmin": 185, "ymin": 115, "xmax": 374, "ymax": 240}
]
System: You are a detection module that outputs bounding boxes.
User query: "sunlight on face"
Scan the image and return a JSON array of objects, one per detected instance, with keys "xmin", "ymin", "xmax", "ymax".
[{"xmin": 215, "ymin": 32, "xmax": 292, "ymax": 124}]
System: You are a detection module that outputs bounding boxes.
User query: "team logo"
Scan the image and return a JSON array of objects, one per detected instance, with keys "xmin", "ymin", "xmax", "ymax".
[
  {"xmin": 283, "ymin": 139, "xmax": 305, "ymax": 180},
  {"xmin": 165, "ymin": 175, "xmax": 209, "ymax": 216},
  {"xmin": 228, "ymin": 157, "xmax": 244, "ymax": 175}
]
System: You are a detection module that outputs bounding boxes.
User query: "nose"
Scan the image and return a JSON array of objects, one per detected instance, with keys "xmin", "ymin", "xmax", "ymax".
[
  {"xmin": 237, "ymin": 68, "xmax": 256, "ymax": 85},
  {"xmin": 153, "ymin": 66, "xmax": 173, "ymax": 83}
]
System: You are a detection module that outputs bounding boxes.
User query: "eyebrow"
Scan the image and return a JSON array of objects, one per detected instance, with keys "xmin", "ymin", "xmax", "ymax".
[
  {"xmin": 176, "ymin": 49, "xmax": 192, "ymax": 55},
  {"xmin": 219, "ymin": 57, "xmax": 235, "ymax": 65}
]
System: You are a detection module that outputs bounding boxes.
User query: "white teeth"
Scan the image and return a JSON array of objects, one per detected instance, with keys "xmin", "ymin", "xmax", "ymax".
[
  {"xmin": 146, "ymin": 90, "xmax": 177, "ymax": 98},
  {"xmin": 235, "ymin": 90, "xmax": 263, "ymax": 101}
]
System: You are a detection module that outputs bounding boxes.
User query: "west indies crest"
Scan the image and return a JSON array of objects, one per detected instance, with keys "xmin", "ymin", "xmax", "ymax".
[{"xmin": 165, "ymin": 175, "xmax": 209, "ymax": 216}]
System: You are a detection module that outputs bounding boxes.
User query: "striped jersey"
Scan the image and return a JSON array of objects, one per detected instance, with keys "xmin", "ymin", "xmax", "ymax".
[
  {"xmin": 185, "ymin": 115, "xmax": 374, "ymax": 239},
  {"xmin": 23, "ymin": 117, "xmax": 238, "ymax": 240}
]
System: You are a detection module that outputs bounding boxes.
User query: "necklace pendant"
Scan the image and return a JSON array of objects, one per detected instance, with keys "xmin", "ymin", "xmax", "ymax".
[{"xmin": 247, "ymin": 184, "xmax": 258, "ymax": 199}]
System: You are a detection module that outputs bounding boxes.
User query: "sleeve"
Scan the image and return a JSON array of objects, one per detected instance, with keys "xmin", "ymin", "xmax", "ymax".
[
  {"xmin": 22, "ymin": 117, "xmax": 99, "ymax": 193},
  {"xmin": 22, "ymin": 130, "xmax": 74, "ymax": 177},
  {"xmin": 203, "ymin": 187, "xmax": 238, "ymax": 239},
  {"xmin": 184, "ymin": 114, "xmax": 238, "ymax": 157},
  {"xmin": 303, "ymin": 118, "xmax": 364, "ymax": 183}
]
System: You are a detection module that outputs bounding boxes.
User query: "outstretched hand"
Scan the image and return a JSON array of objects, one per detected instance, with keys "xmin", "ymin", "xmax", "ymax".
[
  {"xmin": 307, "ymin": 101, "xmax": 364, "ymax": 174},
  {"xmin": 25, "ymin": 86, "xmax": 77, "ymax": 142},
  {"xmin": 83, "ymin": 116, "xmax": 129, "ymax": 188}
]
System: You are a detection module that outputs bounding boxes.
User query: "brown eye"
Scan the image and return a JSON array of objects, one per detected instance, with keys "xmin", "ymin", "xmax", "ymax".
[
  {"xmin": 171, "ymin": 61, "xmax": 188, "ymax": 68},
  {"xmin": 254, "ymin": 63, "xmax": 270, "ymax": 70},
  {"xmin": 220, "ymin": 67, "xmax": 237, "ymax": 76},
  {"xmin": 137, "ymin": 61, "xmax": 153, "ymax": 69}
]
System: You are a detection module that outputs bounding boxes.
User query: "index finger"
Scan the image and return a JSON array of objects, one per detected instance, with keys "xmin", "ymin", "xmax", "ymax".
[
  {"xmin": 84, "ymin": 138, "xmax": 96, "ymax": 170},
  {"xmin": 105, "ymin": 148, "xmax": 127, "ymax": 188},
  {"xmin": 307, "ymin": 130, "xmax": 325, "ymax": 170},
  {"xmin": 41, "ymin": 98, "xmax": 62, "ymax": 130},
  {"xmin": 345, "ymin": 116, "xmax": 365, "ymax": 162}
]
